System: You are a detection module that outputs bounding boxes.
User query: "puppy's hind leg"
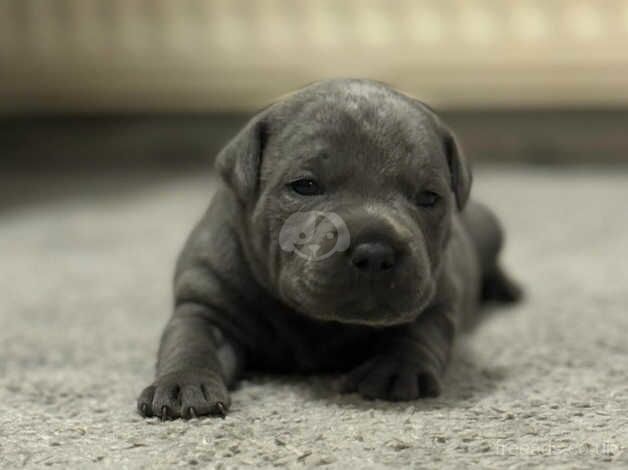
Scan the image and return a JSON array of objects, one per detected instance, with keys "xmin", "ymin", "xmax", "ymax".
[
  {"xmin": 481, "ymin": 265, "xmax": 523, "ymax": 304},
  {"xmin": 461, "ymin": 201, "xmax": 523, "ymax": 304}
]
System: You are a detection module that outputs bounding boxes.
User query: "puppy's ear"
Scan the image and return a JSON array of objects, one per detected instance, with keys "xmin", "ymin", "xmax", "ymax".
[
  {"xmin": 441, "ymin": 125, "xmax": 472, "ymax": 210},
  {"xmin": 411, "ymin": 100, "xmax": 472, "ymax": 210},
  {"xmin": 216, "ymin": 113, "xmax": 270, "ymax": 204}
]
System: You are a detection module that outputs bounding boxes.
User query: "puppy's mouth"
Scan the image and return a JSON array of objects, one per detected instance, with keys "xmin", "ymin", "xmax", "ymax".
[
  {"xmin": 296, "ymin": 301, "xmax": 421, "ymax": 327},
  {"xmin": 325, "ymin": 307, "xmax": 419, "ymax": 327},
  {"xmin": 282, "ymin": 278, "xmax": 434, "ymax": 327}
]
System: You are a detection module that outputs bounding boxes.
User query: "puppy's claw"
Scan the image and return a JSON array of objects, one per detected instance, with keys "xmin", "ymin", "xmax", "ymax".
[
  {"xmin": 139, "ymin": 403, "xmax": 150, "ymax": 417},
  {"xmin": 214, "ymin": 402, "xmax": 226, "ymax": 418},
  {"xmin": 160, "ymin": 406, "xmax": 169, "ymax": 421},
  {"xmin": 189, "ymin": 407, "xmax": 198, "ymax": 419}
]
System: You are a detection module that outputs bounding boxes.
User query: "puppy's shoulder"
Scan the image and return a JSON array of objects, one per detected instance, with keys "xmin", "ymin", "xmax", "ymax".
[
  {"xmin": 175, "ymin": 184, "xmax": 239, "ymax": 275},
  {"xmin": 174, "ymin": 184, "xmax": 265, "ymax": 312}
]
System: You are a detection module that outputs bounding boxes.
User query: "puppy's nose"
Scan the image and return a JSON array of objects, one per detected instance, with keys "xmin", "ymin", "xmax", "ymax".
[{"xmin": 351, "ymin": 242, "xmax": 396, "ymax": 274}]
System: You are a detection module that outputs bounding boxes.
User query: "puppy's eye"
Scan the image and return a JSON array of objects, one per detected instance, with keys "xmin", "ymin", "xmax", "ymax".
[
  {"xmin": 290, "ymin": 178, "xmax": 323, "ymax": 196},
  {"xmin": 416, "ymin": 191, "xmax": 441, "ymax": 208}
]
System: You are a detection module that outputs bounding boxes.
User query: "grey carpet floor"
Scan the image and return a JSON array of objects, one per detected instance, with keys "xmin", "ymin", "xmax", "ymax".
[{"xmin": 1, "ymin": 168, "xmax": 626, "ymax": 469}]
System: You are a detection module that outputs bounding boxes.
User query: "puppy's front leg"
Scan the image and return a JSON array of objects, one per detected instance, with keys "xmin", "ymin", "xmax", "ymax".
[
  {"xmin": 340, "ymin": 306, "xmax": 456, "ymax": 401},
  {"xmin": 137, "ymin": 303, "xmax": 244, "ymax": 420}
]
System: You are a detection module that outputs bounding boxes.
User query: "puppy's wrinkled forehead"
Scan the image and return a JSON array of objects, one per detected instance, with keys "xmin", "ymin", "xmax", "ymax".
[{"xmin": 260, "ymin": 81, "xmax": 447, "ymax": 185}]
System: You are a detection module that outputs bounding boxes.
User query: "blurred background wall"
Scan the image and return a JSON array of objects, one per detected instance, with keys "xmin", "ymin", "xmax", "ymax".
[{"xmin": 2, "ymin": 0, "xmax": 628, "ymax": 168}]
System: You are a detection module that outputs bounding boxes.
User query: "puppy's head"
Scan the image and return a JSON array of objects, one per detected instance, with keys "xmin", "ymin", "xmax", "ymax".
[{"xmin": 217, "ymin": 79, "xmax": 471, "ymax": 326}]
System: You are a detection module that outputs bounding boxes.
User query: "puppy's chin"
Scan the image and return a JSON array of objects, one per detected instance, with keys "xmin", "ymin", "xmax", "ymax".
[
  {"xmin": 317, "ymin": 308, "xmax": 421, "ymax": 327},
  {"xmin": 279, "ymin": 275, "xmax": 435, "ymax": 327}
]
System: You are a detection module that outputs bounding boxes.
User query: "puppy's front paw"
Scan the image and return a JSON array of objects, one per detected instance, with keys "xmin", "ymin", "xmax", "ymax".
[
  {"xmin": 340, "ymin": 355, "xmax": 442, "ymax": 401},
  {"xmin": 137, "ymin": 368, "xmax": 230, "ymax": 420}
]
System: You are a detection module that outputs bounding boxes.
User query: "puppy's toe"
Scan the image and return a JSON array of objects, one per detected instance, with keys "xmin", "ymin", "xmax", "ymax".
[
  {"xmin": 389, "ymin": 372, "xmax": 419, "ymax": 401},
  {"xmin": 357, "ymin": 368, "xmax": 393, "ymax": 400},
  {"xmin": 137, "ymin": 385, "xmax": 156, "ymax": 417},
  {"xmin": 179, "ymin": 385, "xmax": 210, "ymax": 418},
  {"xmin": 180, "ymin": 382, "xmax": 229, "ymax": 419},
  {"xmin": 151, "ymin": 383, "xmax": 182, "ymax": 420},
  {"xmin": 339, "ymin": 358, "xmax": 373, "ymax": 394},
  {"xmin": 417, "ymin": 371, "xmax": 442, "ymax": 398}
]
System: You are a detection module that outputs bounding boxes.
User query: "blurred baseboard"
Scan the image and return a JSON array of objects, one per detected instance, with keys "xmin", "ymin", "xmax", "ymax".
[{"xmin": 2, "ymin": 109, "xmax": 628, "ymax": 170}]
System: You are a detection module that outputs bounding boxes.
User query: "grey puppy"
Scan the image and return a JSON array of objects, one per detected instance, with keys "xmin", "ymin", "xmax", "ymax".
[{"xmin": 137, "ymin": 79, "xmax": 521, "ymax": 420}]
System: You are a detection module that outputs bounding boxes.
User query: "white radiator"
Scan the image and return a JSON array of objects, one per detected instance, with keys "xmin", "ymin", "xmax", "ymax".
[{"xmin": 1, "ymin": 0, "xmax": 627, "ymax": 112}]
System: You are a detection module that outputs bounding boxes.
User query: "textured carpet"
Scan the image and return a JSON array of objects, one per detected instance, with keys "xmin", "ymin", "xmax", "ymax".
[{"xmin": 1, "ymin": 168, "xmax": 626, "ymax": 469}]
